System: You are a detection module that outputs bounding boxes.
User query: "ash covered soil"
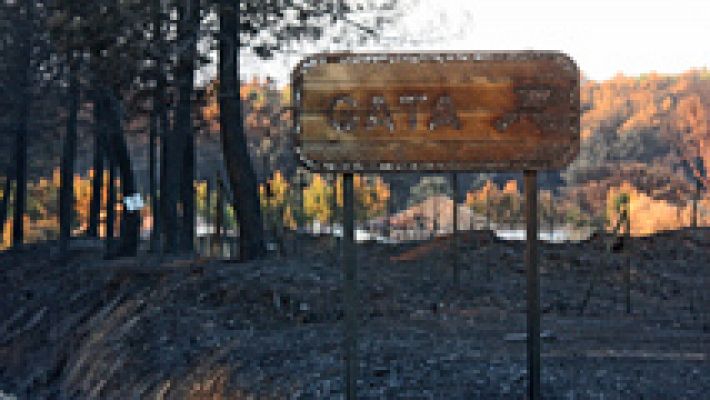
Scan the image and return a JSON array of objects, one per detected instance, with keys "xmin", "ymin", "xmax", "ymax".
[{"xmin": 0, "ymin": 229, "xmax": 709, "ymax": 399}]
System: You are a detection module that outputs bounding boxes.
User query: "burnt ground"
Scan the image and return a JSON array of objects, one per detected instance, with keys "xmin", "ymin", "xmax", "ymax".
[{"xmin": 0, "ymin": 228, "xmax": 709, "ymax": 399}]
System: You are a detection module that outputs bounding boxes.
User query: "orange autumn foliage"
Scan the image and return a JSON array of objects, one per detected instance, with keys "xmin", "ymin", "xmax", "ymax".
[
  {"xmin": 606, "ymin": 181, "xmax": 708, "ymax": 236},
  {"xmin": 201, "ymin": 77, "xmax": 291, "ymax": 134}
]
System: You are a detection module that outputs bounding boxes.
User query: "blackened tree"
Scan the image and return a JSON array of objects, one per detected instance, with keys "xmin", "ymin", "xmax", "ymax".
[{"xmin": 215, "ymin": 0, "xmax": 406, "ymax": 260}]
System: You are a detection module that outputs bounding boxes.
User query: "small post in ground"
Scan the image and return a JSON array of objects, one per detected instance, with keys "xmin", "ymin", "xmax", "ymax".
[{"xmin": 452, "ymin": 172, "xmax": 460, "ymax": 286}]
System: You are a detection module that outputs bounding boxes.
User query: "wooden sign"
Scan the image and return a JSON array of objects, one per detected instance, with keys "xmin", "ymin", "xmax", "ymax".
[{"xmin": 292, "ymin": 51, "xmax": 580, "ymax": 172}]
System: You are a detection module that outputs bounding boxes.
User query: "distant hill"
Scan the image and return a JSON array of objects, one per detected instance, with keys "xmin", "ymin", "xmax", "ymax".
[{"xmin": 563, "ymin": 69, "xmax": 710, "ymax": 187}]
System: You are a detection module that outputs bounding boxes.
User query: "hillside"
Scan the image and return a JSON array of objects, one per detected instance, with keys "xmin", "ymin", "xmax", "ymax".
[
  {"xmin": 1, "ymin": 230, "xmax": 708, "ymax": 398},
  {"xmin": 566, "ymin": 70, "xmax": 710, "ymax": 186}
]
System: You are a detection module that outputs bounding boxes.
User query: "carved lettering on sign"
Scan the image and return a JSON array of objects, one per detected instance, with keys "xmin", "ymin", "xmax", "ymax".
[
  {"xmin": 399, "ymin": 94, "xmax": 428, "ymax": 129},
  {"xmin": 428, "ymin": 95, "xmax": 461, "ymax": 131},
  {"xmin": 365, "ymin": 96, "xmax": 394, "ymax": 131},
  {"xmin": 328, "ymin": 95, "xmax": 358, "ymax": 132},
  {"xmin": 495, "ymin": 87, "xmax": 555, "ymax": 132},
  {"xmin": 326, "ymin": 94, "xmax": 463, "ymax": 132}
]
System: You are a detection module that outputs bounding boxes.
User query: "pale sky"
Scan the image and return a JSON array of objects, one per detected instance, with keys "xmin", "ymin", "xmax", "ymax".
[{"xmin": 234, "ymin": 0, "xmax": 710, "ymax": 85}]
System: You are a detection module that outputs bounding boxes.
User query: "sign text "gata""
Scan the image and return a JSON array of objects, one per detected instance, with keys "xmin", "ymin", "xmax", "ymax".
[{"xmin": 328, "ymin": 94, "xmax": 461, "ymax": 132}]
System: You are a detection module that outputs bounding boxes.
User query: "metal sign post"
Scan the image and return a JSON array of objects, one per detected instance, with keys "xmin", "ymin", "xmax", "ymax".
[
  {"xmin": 342, "ymin": 173, "xmax": 357, "ymax": 399},
  {"xmin": 549, "ymin": 187, "xmax": 555, "ymax": 241},
  {"xmin": 452, "ymin": 173, "xmax": 460, "ymax": 286},
  {"xmin": 524, "ymin": 170, "xmax": 540, "ymax": 400},
  {"xmin": 331, "ymin": 173, "xmax": 339, "ymax": 262}
]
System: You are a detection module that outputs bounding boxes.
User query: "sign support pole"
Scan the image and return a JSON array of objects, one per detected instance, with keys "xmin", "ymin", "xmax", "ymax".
[
  {"xmin": 332, "ymin": 173, "xmax": 339, "ymax": 262},
  {"xmin": 549, "ymin": 187, "xmax": 554, "ymax": 242},
  {"xmin": 343, "ymin": 172, "xmax": 357, "ymax": 399},
  {"xmin": 524, "ymin": 170, "xmax": 541, "ymax": 400},
  {"xmin": 452, "ymin": 173, "xmax": 460, "ymax": 286}
]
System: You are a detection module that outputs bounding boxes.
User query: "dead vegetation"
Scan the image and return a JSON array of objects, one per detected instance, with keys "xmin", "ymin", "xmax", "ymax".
[{"xmin": 0, "ymin": 229, "xmax": 708, "ymax": 398}]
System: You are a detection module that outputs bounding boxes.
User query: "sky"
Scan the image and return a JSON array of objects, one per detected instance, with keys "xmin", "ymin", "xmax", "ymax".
[{"xmin": 234, "ymin": 0, "xmax": 710, "ymax": 85}]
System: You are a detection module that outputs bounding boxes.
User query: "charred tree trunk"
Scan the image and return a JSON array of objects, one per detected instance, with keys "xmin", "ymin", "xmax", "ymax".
[
  {"xmin": 159, "ymin": 5, "xmax": 178, "ymax": 253},
  {"xmin": 176, "ymin": 0, "xmax": 199, "ymax": 252},
  {"xmin": 12, "ymin": 126, "xmax": 27, "ymax": 250},
  {"xmin": 87, "ymin": 92, "xmax": 104, "ymax": 238},
  {"xmin": 215, "ymin": 176, "xmax": 224, "ymax": 257},
  {"xmin": 486, "ymin": 189, "xmax": 491, "ymax": 230},
  {"xmin": 148, "ymin": 0, "xmax": 161, "ymax": 252},
  {"xmin": 181, "ymin": 136, "xmax": 195, "ymax": 251},
  {"xmin": 13, "ymin": 0, "xmax": 33, "ymax": 250},
  {"xmin": 157, "ymin": 19, "xmax": 170, "ymax": 254},
  {"xmin": 149, "ymin": 104, "xmax": 159, "ymax": 251},
  {"xmin": 159, "ymin": 109, "xmax": 175, "ymax": 252},
  {"xmin": 59, "ymin": 54, "xmax": 80, "ymax": 259},
  {"xmin": 0, "ymin": 170, "xmax": 14, "ymax": 241},
  {"xmin": 161, "ymin": 114, "xmax": 180, "ymax": 253},
  {"xmin": 103, "ymin": 90, "xmax": 140, "ymax": 257},
  {"xmin": 218, "ymin": 0, "xmax": 265, "ymax": 260},
  {"xmin": 692, "ymin": 180, "xmax": 699, "ymax": 228},
  {"xmin": 13, "ymin": 90, "xmax": 28, "ymax": 250},
  {"xmin": 106, "ymin": 157, "xmax": 116, "ymax": 253}
]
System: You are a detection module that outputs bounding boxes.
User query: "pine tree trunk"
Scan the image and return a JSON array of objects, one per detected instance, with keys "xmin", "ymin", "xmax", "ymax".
[
  {"xmin": 0, "ymin": 170, "xmax": 13, "ymax": 241},
  {"xmin": 160, "ymin": 112, "xmax": 176, "ymax": 252},
  {"xmin": 149, "ymin": 0, "xmax": 161, "ymax": 252},
  {"xmin": 13, "ymin": 0, "xmax": 33, "ymax": 250},
  {"xmin": 13, "ymin": 91, "xmax": 28, "ymax": 250},
  {"xmin": 160, "ymin": 154, "xmax": 177, "ymax": 250},
  {"xmin": 181, "ymin": 139, "xmax": 195, "ymax": 250},
  {"xmin": 103, "ymin": 90, "xmax": 140, "ymax": 257},
  {"xmin": 59, "ymin": 54, "xmax": 79, "ymax": 259},
  {"xmin": 219, "ymin": 0, "xmax": 265, "ymax": 260},
  {"xmin": 158, "ymin": 2, "xmax": 178, "ymax": 253},
  {"xmin": 215, "ymin": 177, "xmax": 224, "ymax": 257},
  {"xmin": 486, "ymin": 189, "xmax": 490, "ymax": 230},
  {"xmin": 106, "ymin": 158, "xmax": 116, "ymax": 253},
  {"xmin": 149, "ymin": 109, "xmax": 159, "ymax": 250},
  {"xmin": 176, "ymin": 0, "xmax": 199, "ymax": 252},
  {"xmin": 87, "ymin": 92, "xmax": 104, "ymax": 238},
  {"xmin": 692, "ymin": 180, "xmax": 699, "ymax": 228}
]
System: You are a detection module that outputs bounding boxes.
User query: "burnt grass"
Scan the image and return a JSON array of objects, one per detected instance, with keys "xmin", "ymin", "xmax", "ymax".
[{"xmin": 0, "ymin": 228, "xmax": 709, "ymax": 399}]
